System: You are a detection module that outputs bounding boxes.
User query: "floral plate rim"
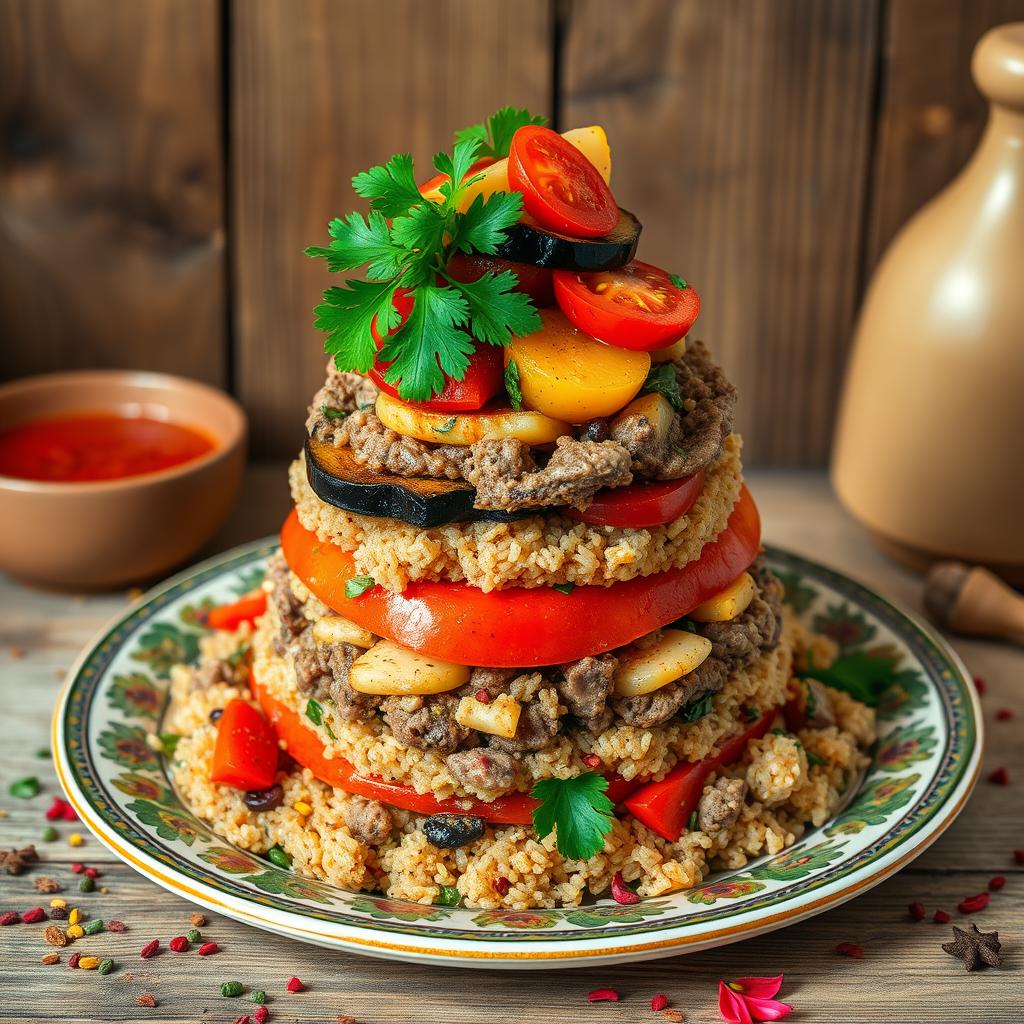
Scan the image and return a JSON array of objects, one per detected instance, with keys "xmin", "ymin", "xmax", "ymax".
[{"xmin": 53, "ymin": 537, "xmax": 983, "ymax": 969}]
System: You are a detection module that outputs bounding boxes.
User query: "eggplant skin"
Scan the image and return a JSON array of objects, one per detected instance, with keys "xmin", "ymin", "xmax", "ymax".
[
  {"xmin": 494, "ymin": 208, "xmax": 641, "ymax": 271},
  {"xmin": 304, "ymin": 438, "xmax": 540, "ymax": 528}
]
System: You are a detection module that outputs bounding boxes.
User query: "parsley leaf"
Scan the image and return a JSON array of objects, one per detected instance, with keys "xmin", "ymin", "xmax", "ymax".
[
  {"xmin": 803, "ymin": 651, "xmax": 902, "ymax": 707},
  {"xmin": 445, "ymin": 270, "xmax": 542, "ymax": 347},
  {"xmin": 669, "ymin": 273, "xmax": 689, "ymax": 290},
  {"xmin": 531, "ymin": 772, "xmax": 614, "ymax": 860},
  {"xmin": 305, "ymin": 698, "xmax": 336, "ymax": 739},
  {"xmin": 351, "ymin": 153, "xmax": 423, "ymax": 217},
  {"xmin": 449, "ymin": 191, "xmax": 524, "ymax": 255},
  {"xmin": 504, "ymin": 358, "xmax": 524, "ymax": 411},
  {"xmin": 314, "ymin": 280, "xmax": 399, "ymax": 375},
  {"xmin": 806, "ymin": 750, "xmax": 828, "ymax": 767},
  {"xmin": 321, "ymin": 405, "xmax": 347, "ymax": 421},
  {"xmin": 552, "ymin": 582, "xmax": 575, "ymax": 595},
  {"xmin": 455, "ymin": 106, "xmax": 549, "ymax": 159},
  {"xmin": 641, "ymin": 362, "xmax": 683, "ymax": 411},
  {"xmin": 344, "ymin": 576, "xmax": 376, "ymax": 599},
  {"xmin": 305, "ymin": 211, "xmax": 407, "ymax": 278},
  {"xmin": 433, "ymin": 137, "xmax": 484, "ymax": 206},
  {"xmin": 680, "ymin": 692, "xmax": 714, "ymax": 723}
]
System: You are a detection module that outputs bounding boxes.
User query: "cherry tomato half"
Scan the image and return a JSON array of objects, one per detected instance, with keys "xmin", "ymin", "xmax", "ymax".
[
  {"xmin": 553, "ymin": 261, "xmax": 701, "ymax": 351},
  {"xmin": 566, "ymin": 472, "xmax": 705, "ymax": 529},
  {"xmin": 210, "ymin": 699, "xmax": 279, "ymax": 791},
  {"xmin": 508, "ymin": 125, "xmax": 619, "ymax": 239},
  {"xmin": 369, "ymin": 288, "xmax": 503, "ymax": 412},
  {"xmin": 447, "ymin": 252, "xmax": 555, "ymax": 307}
]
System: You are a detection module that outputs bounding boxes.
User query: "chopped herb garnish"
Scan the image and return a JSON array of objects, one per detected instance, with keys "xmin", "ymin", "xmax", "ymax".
[
  {"xmin": 438, "ymin": 885, "xmax": 462, "ymax": 907},
  {"xmin": 669, "ymin": 273, "xmax": 688, "ymax": 290},
  {"xmin": 641, "ymin": 362, "xmax": 683, "ymax": 411},
  {"xmin": 158, "ymin": 733, "xmax": 181, "ymax": 757},
  {"xmin": 8, "ymin": 776, "xmax": 40, "ymax": 800},
  {"xmin": 687, "ymin": 809, "xmax": 699, "ymax": 832},
  {"xmin": 305, "ymin": 698, "xmax": 336, "ymax": 740},
  {"xmin": 321, "ymin": 405, "xmax": 347, "ymax": 421},
  {"xmin": 267, "ymin": 845, "xmax": 292, "ymax": 869},
  {"xmin": 741, "ymin": 704, "xmax": 759, "ymax": 723},
  {"xmin": 345, "ymin": 576, "xmax": 376, "ymax": 599},
  {"xmin": 803, "ymin": 650, "xmax": 904, "ymax": 708},
  {"xmin": 455, "ymin": 106, "xmax": 548, "ymax": 159},
  {"xmin": 531, "ymin": 772, "xmax": 614, "ymax": 860},
  {"xmin": 680, "ymin": 692, "xmax": 715, "ymax": 723},
  {"xmin": 806, "ymin": 750, "xmax": 827, "ymax": 767},
  {"xmin": 432, "ymin": 416, "xmax": 458, "ymax": 434},
  {"xmin": 674, "ymin": 617, "xmax": 698, "ymax": 634},
  {"xmin": 504, "ymin": 358, "xmax": 524, "ymax": 411},
  {"xmin": 227, "ymin": 643, "xmax": 250, "ymax": 668},
  {"xmin": 552, "ymin": 582, "xmax": 575, "ymax": 595},
  {"xmin": 35, "ymin": 748, "xmax": 50, "ymax": 760}
]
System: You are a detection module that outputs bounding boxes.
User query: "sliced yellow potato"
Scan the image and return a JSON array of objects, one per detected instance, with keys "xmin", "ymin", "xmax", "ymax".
[
  {"xmin": 375, "ymin": 391, "xmax": 570, "ymax": 446},
  {"xmin": 611, "ymin": 391, "xmax": 675, "ymax": 441},
  {"xmin": 690, "ymin": 572, "xmax": 756, "ymax": 623},
  {"xmin": 454, "ymin": 693, "xmax": 522, "ymax": 739},
  {"xmin": 650, "ymin": 337, "xmax": 687, "ymax": 363},
  {"xmin": 507, "ymin": 310, "xmax": 651, "ymax": 423},
  {"xmin": 312, "ymin": 615, "xmax": 375, "ymax": 649},
  {"xmin": 420, "ymin": 126, "xmax": 612, "ymax": 210},
  {"xmin": 349, "ymin": 640, "xmax": 470, "ymax": 696},
  {"xmin": 613, "ymin": 629, "xmax": 713, "ymax": 697}
]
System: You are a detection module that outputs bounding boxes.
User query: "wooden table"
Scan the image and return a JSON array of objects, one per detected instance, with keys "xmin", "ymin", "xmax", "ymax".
[{"xmin": 1, "ymin": 467, "xmax": 1019, "ymax": 1023}]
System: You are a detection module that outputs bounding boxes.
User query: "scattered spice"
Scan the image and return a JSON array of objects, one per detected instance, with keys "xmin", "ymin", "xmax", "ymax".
[
  {"xmin": 337, "ymin": 1017, "xmax": 356, "ymax": 1024},
  {"xmin": 0, "ymin": 912, "xmax": 20, "ymax": 926},
  {"xmin": 41, "ymin": 953, "xmax": 60, "ymax": 965},
  {"xmin": 973, "ymin": 675, "xmax": 987, "ymax": 695},
  {"xmin": 610, "ymin": 871, "xmax": 640, "ymax": 906},
  {"xmin": 139, "ymin": 938, "xmax": 160, "ymax": 959},
  {"xmin": 232, "ymin": 1016, "xmax": 251, "ymax": 1024},
  {"xmin": 108, "ymin": 920, "xmax": 127, "ymax": 932},
  {"xmin": 190, "ymin": 912, "xmax": 207, "ymax": 927},
  {"xmin": 97, "ymin": 957, "xmax": 114, "ymax": 975},
  {"xmin": 45, "ymin": 797, "xmax": 71, "ymax": 820},
  {"xmin": 43, "ymin": 926, "xmax": 67, "ymax": 947},
  {"xmin": 67, "ymin": 833, "xmax": 84, "ymax": 848},
  {"xmin": 1015, "ymin": 850, "xmax": 1024, "ymax": 865},
  {"xmin": 66, "ymin": 924, "xmax": 84, "ymax": 939},
  {"xmin": 169, "ymin": 935, "xmax": 189, "ymax": 953},
  {"xmin": 651, "ymin": 994, "xmax": 669, "ymax": 1011},
  {"xmin": 661, "ymin": 1011, "xmax": 685, "ymax": 1023},
  {"xmin": 136, "ymin": 993, "xmax": 157, "ymax": 1008},
  {"xmin": 474, "ymin": 689, "xmax": 491, "ymax": 704},
  {"xmin": 187, "ymin": 927, "xmax": 202, "ymax": 942},
  {"xmin": 67, "ymin": 952, "xmax": 81, "ymax": 969},
  {"xmin": 68, "ymin": 907, "xmax": 81, "ymax": 925},
  {"xmin": 8, "ymin": 776, "xmax": 40, "ymax": 799},
  {"xmin": 40, "ymin": 827, "xmax": 58, "ymax": 843},
  {"xmin": 221, "ymin": 981, "xmax": 245, "ymax": 997},
  {"xmin": 78, "ymin": 956, "xmax": 102, "ymax": 970},
  {"xmin": 84, "ymin": 866, "xmax": 100, "ymax": 879},
  {"xmin": 83, "ymin": 918, "xmax": 104, "ymax": 936},
  {"xmin": 79, "ymin": 876, "xmax": 95, "ymax": 893},
  {"xmin": 958, "ymin": 892, "xmax": 990, "ymax": 914},
  {"xmin": 494, "ymin": 876, "xmax": 510, "ymax": 896},
  {"xmin": 718, "ymin": 975, "xmax": 793, "ymax": 1024},
  {"xmin": 942, "ymin": 923, "xmax": 1003, "ymax": 971},
  {"xmin": 989, "ymin": 875, "xmax": 1006, "ymax": 891},
  {"xmin": 70, "ymin": 862, "xmax": 84, "ymax": 874},
  {"xmin": 1, "ymin": 845, "xmax": 38, "ymax": 875},
  {"xmin": 908, "ymin": 901, "xmax": 926, "ymax": 920},
  {"xmin": 987, "ymin": 767, "xmax": 1010, "ymax": 786},
  {"xmin": 254, "ymin": 1008, "xmax": 269, "ymax": 1024},
  {"xmin": 50, "ymin": 905, "xmax": 67, "ymax": 920},
  {"xmin": 286, "ymin": 976, "xmax": 305, "ymax": 993},
  {"xmin": 250, "ymin": 990, "xmax": 267, "ymax": 1005},
  {"xmin": 34, "ymin": 876, "xmax": 60, "ymax": 894},
  {"xmin": 835, "ymin": 942, "xmax": 865, "ymax": 958},
  {"xmin": 586, "ymin": 989, "xmax": 619, "ymax": 1002},
  {"xmin": 10, "ymin": 645, "xmax": 26, "ymax": 658},
  {"xmin": 50, "ymin": 898, "xmax": 66, "ymax": 908},
  {"xmin": 995, "ymin": 708, "xmax": 1013, "ymax": 721},
  {"xmin": 198, "ymin": 941, "xmax": 220, "ymax": 956},
  {"xmin": 934, "ymin": 910, "xmax": 951, "ymax": 924},
  {"xmin": 21, "ymin": 907, "xmax": 46, "ymax": 924}
]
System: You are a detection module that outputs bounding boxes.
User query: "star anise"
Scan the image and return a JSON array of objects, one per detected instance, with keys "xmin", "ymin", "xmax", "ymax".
[
  {"xmin": 0, "ymin": 845, "xmax": 38, "ymax": 876},
  {"xmin": 942, "ymin": 923, "xmax": 1003, "ymax": 971}
]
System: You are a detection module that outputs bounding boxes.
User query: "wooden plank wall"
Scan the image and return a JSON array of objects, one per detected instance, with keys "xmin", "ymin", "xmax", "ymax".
[{"xmin": 2, "ymin": 0, "xmax": 1024, "ymax": 463}]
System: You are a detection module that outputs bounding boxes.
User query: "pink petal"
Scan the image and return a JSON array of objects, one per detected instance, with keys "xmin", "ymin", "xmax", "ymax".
[
  {"xmin": 745, "ymin": 996, "xmax": 794, "ymax": 1022},
  {"xmin": 733, "ymin": 975, "xmax": 784, "ymax": 999},
  {"xmin": 718, "ymin": 982, "xmax": 754, "ymax": 1024}
]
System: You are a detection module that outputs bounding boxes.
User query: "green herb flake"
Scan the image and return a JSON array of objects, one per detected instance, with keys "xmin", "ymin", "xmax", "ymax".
[
  {"xmin": 803, "ymin": 651, "xmax": 903, "ymax": 708},
  {"xmin": 806, "ymin": 750, "xmax": 828, "ymax": 767},
  {"xmin": 504, "ymin": 358, "xmax": 524, "ymax": 411},
  {"xmin": 687, "ymin": 809, "xmax": 699, "ymax": 832},
  {"xmin": 250, "ymin": 990, "xmax": 267, "ymax": 1005},
  {"xmin": 8, "ymin": 776, "xmax": 40, "ymax": 800},
  {"xmin": 675, "ymin": 617, "xmax": 698, "ymax": 634},
  {"xmin": 158, "ymin": 733, "xmax": 181, "ymax": 757},
  {"xmin": 454, "ymin": 106, "xmax": 549, "ymax": 159},
  {"xmin": 680, "ymin": 692, "xmax": 714, "ymax": 723},
  {"xmin": 267, "ymin": 845, "xmax": 292, "ymax": 869},
  {"xmin": 437, "ymin": 885, "xmax": 462, "ymax": 907},
  {"xmin": 552, "ymin": 582, "xmax": 575, "ymax": 595},
  {"xmin": 321, "ymin": 405, "xmax": 347, "ymax": 421},
  {"xmin": 432, "ymin": 416, "xmax": 458, "ymax": 434},
  {"xmin": 345, "ymin": 576, "xmax": 376, "ymax": 599},
  {"xmin": 41, "ymin": 826, "xmax": 58, "ymax": 843},
  {"xmin": 669, "ymin": 273, "xmax": 688, "ymax": 290},
  {"xmin": 531, "ymin": 772, "xmax": 614, "ymax": 860},
  {"xmin": 220, "ymin": 981, "xmax": 245, "ymax": 998},
  {"xmin": 227, "ymin": 643, "xmax": 250, "ymax": 668},
  {"xmin": 741, "ymin": 704, "xmax": 759, "ymax": 723},
  {"xmin": 305, "ymin": 698, "xmax": 336, "ymax": 740},
  {"xmin": 34, "ymin": 748, "xmax": 50, "ymax": 760},
  {"xmin": 641, "ymin": 362, "xmax": 683, "ymax": 412}
]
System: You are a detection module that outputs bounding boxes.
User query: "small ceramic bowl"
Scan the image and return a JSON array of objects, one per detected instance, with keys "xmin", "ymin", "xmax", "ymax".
[{"xmin": 0, "ymin": 370, "xmax": 247, "ymax": 589}]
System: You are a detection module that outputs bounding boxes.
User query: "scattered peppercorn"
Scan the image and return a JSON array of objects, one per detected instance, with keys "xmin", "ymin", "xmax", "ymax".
[
  {"xmin": 49, "ymin": 906, "xmax": 67, "ymax": 920},
  {"xmin": 958, "ymin": 892, "xmax": 990, "ymax": 914},
  {"xmin": 973, "ymin": 676, "xmax": 987, "ymax": 695},
  {"xmin": 987, "ymin": 767, "xmax": 1010, "ymax": 786},
  {"xmin": 286, "ymin": 976, "xmax": 304, "ymax": 993},
  {"xmin": 84, "ymin": 866, "xmax": 100, "ymax": 879},
  {"xmin": 108, "ymin": 920, "xmax": 127, "ymax": 932},
  {"xmin": 21, "ymin": 907, "xmax": 46, "ymax": 924},
  {"xmin": 83, "ymin": 919, "xmax": 104, "ymax": 936},
  {"xmin": 8, "ymin": 776, "xmax": 41, "ymax": 799},
  {"xmin": 988, "ymin": 876, "xmax": 1006, "ymax": 891},
  {"xmin": 79, "ymin": 876, "xmax": 95, "ymax": 893},
  {"xmin": 651, "ymin": 994, "xmax": 669, "ymax": 1011},
  {"xmin": 254, "ymin": 1007, "xmax": 269, "ymax": 1024},
  {"xmin": 587, "ymin": 989, "xmax": 619, "ymax": 1002},
  {"xmin": 190, "ymin": 912, "xmax": 207, "ymax": 928},
  {"xmin": 136, "ymin": 993, "xmax": 157, "ymax": 1007},
  {"xmin": 995, "ymin": 708, "xmax": 1013, "ymax": 721},
  {"xmin": 169, "ymin": 935, "xmax": 189, "ymax": 953},
  {"xmin": 198, "ymin": 941, "xmax": 219, "ymax": 956},
  {"xmin": 41, "ymin": 827, "xmax": 58, "ymax": 843},
  {"xmin": 97, "ymin": 957, "xmax": 114, "ymax": 975},
  {"xmin": 221, "ymin": 981, "xmax": 245, "ymax": 997},
  {"xmin": 836, "ymin": 942, "xmax": 865, "ymax": 958},
  {"xmin": 139, "ymin": 939, "xmax": 160, "ymax": 959},
  {"xmin": 908, "ymin": 901, "xmax": 926, "ymax": 920},
  {"xmin": 67, "ymin": 952, "xmax": 81, "ymax": 969},
  {"xmin": 187, "ymin": 927, "xmax": 202, "ymax": 943},
  {"xmin": 934, "ymin": 910, "xmax": 951, "ymax": 924},
  {"xmin": 43, "ymin": 926, "xmax": 67, "ymax": 946},
  {"xmin": 41, "ymin": 953, "xmax": 60, "ymax": 965},
  {"xmin": 0, "ymin": 912, "xmax": 20, "ymax": 926},
  {"xmin": 250, "ymin": 990, "xmax": 267, "ymax": 1005}
]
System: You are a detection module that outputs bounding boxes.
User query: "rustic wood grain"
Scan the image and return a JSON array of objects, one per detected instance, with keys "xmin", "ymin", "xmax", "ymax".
[
  {"xmin": 561, "ymin": 0, "xmax": 881, "ymax": 466},
  {"xmin": 865, "ymin": 0, "xmax": 1024, "ymax": 268},
  {"xmin": 0, "ymin": 0, "xmax": 226, "ymax": 385},
  {"xmin": 1, "ymin": 468, "xmax": 1021, "ymax": 1021},
  {"xmin": 230, "ymin": 0, "xmax": 554, "ymax": 457}
]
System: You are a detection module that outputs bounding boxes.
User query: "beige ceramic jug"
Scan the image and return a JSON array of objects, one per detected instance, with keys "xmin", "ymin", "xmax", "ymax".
[{"xmin": 832, "ymin": 22, "xmax": 1024, "ymax": 581}]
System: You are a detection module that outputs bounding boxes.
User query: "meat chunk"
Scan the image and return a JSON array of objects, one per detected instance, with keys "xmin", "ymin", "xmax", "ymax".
[
  {"xmin": 489, "ymin": 699, "xmax": 560, "ymax": 753},
  {"xmin": 697, "ymin": 777, "xmax": 747, "ymax": 834},
  {"xmin": 699, "ymin": 559, "xmax": 782, "ymax": 668},
  {"xmin": 464, "ymin": 667, "xmax": 517, "ymax": 700},
  {"xmin": 343, "ymin": 797, "xmax": 394, "ymax": 845},
  {"xmin": 335, "ymin": 409, "xmax": 471, "ymax": 479},
  {"xmin": 190, "ymin": 658, "xmax": 237, "ymax": 692},
  {"xmin": 612, "ymin": 655, "xmax": 728, "ymax": 728},
  {"xmin": 306, "ymin": 363, "xmax": 380, "ymax": 441},
  {"xmin": 789, "ymin": 678, "xmax": 836, "ymax": 730},
  {"xmin": 382, "ymin": 694, "xmax": 472, "ymax": 755},
  {"xmin": 445, "ymin": 748, "xmax": 518, "ymax": 792},
  {"xmin": 557, "ymin": 655, "xmax": 617, "ymax": 734},
  {"xmin": 292, "ymin": 631, "xmax": 381, "ymax": 721},
  {"xmin": 266, "ymin": 553, "xmax": 307, "ymax": 655},
  {"xmin": 468, "ymin": 435, "xmax": 633, "ymax": 511}
]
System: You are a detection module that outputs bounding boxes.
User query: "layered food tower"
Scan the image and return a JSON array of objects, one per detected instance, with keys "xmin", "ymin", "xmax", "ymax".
[{"xmin": 168, "ymin": 109, "xmax": 876, "ymax": 909}]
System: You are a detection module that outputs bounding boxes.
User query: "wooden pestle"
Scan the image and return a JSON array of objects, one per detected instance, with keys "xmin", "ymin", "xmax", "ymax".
[{"xmin": 924, "ymin": 561, "xmax": 1024, "ymax": 644}]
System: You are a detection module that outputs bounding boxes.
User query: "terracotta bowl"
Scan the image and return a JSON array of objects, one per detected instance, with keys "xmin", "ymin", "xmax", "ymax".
[{"xmin": 0, "ymin": 371, "xmax": 247, "ymax": 589}]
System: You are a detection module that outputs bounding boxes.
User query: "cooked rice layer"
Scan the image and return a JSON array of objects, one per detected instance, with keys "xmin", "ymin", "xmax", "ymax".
[{"xmin": 290, "ymin": 434, "xmax": 743, "ymax": 593}]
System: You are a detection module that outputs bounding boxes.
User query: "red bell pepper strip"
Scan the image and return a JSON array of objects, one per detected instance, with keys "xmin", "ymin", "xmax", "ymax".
[
  {"xmin": 623, "ymin": 709, "xmax": 778, "ymax": 842},
  {"xmin": 210, "ymin": 699, "xmax": 279, "ymax": 791},
  {"xmin": 207, "ymin": 593, "xmax": 268, "ymax": 631}
]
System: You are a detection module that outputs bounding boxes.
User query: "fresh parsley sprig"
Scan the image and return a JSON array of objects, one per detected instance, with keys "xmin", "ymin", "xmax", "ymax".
[
  {"xmin": 306, "ymin": 126, "xmax": 544, "ymax": 402},
  {"xmin": 531, "ymin": 772, "xmax": 615, "ymax": 860},
  {"xmin": 455, "ymin": 106, "xmax": 548, "ymax": 159},
  {"xmin": 803, "ymin": 650, "xmax": 904, "ymax": 707}
]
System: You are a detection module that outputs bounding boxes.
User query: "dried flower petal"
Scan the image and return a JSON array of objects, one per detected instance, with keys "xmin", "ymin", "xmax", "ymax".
[
  {"xmin": 651, "ymin": 994, "xmax": 669, "ymax": 1011},
  {"xmin": 719, "ymin": 976, "xmax": 792, "ymax": 1023},
  {"xmin": 908, "ymin": 901, "xmax": 926, "ymax": 920},
  {"xmin": 835, "ymin": 942, "xmax": 865, "ymax": 958},
  {"xmin": 587, "ymin": 988, "xmax": 619, "ymax": 1002},
  {"xmin": 995, "ymin": 708, "xmax": 1013, "ymax": 721},
  {"xmin": 934, "ymin": 910, "xmax": 951, "ymax": 924},
  {"xmin": 973, "ymin": 676, "xmax": 987, "ymax": 695},
  {"xmin": 987, "ymin": 767, "xmax": 1010, "ymax": 786},
  {"xmin": 136, "ymin": 993, "xmax": 157, "ymax": 1008},
  {"xmin": 610, "ymin": 872, "xmax": 640, "ymax": 905},
  {"xmin": 286, "ymin": 976, "xmax": 304, "ymax": 993},
  {"xmin": 958, "ymin": 892, "xmax": 989, "ymax": 914},
  {"xmin": 988, "ymin": 876, "xmax": 1006, "ymax": 891}
]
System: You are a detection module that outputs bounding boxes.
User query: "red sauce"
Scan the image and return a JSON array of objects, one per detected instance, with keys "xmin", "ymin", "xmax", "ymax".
[{"xmin": 0, "ymin": 412, "xmax": 216, "ymax": 483}]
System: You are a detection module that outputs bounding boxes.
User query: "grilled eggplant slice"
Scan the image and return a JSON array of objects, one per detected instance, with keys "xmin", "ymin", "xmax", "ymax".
[{"xmin": 494, "ymin": 208, "xmax": 641, "ymax": 271}]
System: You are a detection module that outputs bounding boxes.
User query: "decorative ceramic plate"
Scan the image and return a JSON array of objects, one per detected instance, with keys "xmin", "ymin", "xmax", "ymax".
[{"xmin": 54, "ymin": 539, "xmax": 982, "ymax": 969}]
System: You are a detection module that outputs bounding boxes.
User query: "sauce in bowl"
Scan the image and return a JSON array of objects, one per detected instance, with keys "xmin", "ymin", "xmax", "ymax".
[{"xmin": 0, "ymin": 411, "xmax": 216, "ymax": 483}]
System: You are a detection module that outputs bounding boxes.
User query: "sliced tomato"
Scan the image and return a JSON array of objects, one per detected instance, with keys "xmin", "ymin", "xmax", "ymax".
[
  {"xmin": 566, "ymin": 472, "xmax": 705, "ymax": 529},
  {"xmin": 369, "ymin": 288, "xmax": 503, "ymax": 412},
  {"xmin": 623, "ymin": 709, "xmax": 776, "ymax": 841},
  {"xmin": 553, "ymin": 261, "xmax": 701, "ymax": 351},
  {"xmin": 206, "ymin": 593, "xmax": 268, "ymax": 631},
  {"xmin": 210, "ymin": 699, "xmax": 279, "ymax": 791},
  {"xmin": 280, "ymin": 485, "xmax": 761, "ymax": 667},
  {"xmin": 447, "ymin": 252, "xmax": 555, "ymax": 307},
  {"xmin": 251, "ymin": 669, "xmax": 537, "ymax": 823},
  {"xmin": 508, "ymin": 125, "xmax": 618, "ymax": 239}
]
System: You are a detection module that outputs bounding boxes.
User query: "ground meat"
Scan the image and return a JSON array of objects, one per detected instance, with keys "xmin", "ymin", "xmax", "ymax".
[
  {"xmin": 306, "ymin": 363, "xmax": 380, "ymax": 441},
  {"xmin": 333, "ymin": 408, "xmax": 471, "ymax": 479},
  {"xmin": 292, "ymin": 632, "xmax": 381, "ymax": 721},
  {"xmin": 468, "ymin": 435, "xmax": 633, "ymax": 511},
  {"xmin": 190, "ymin": 658, "xmax": 237, "ymax": 692},
  {"xmin": 445, "ymin": 748, "xmax": 518, "ymax": 791},
  {"xmin": 343, "ymin": 797, "xmax": 394, "ymax": 845},
  {"xmin": 464, "ymin": 668, "xmax": 517, "ymax": 700},
  {"xmin": 489, "ymin": 699, "xmax": 559, "ymax": 753},
  {"xmin": 612, "ymin": 655, "xmax": 728, "ymax": 728},
  {"xmin": 382, "ymin": 694, "xmax": 472, "ymax": 755},
  {"xmin": 557, "ymin": 655, "xmax": 617, "ymax": 734},
  {"xmin": 698, "ymin": 777, "xmax": 747, "ymax": 834},
  {"xmin": 266, "ymin": 554, "xmax": 307, "ymax": 655},
  {"xmin": 699, "ymin": 559, "xmax": 783, "ymax": 666}
]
